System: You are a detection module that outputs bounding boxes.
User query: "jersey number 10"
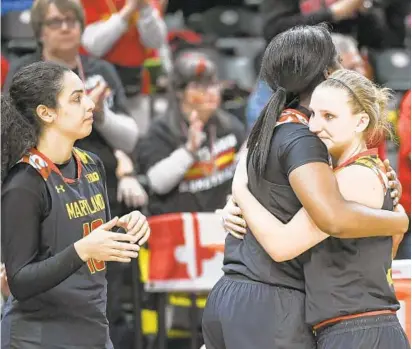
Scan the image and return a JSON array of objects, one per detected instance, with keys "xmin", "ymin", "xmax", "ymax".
[{"xmin": 83, "ymin": 219, "xmax": 106, "ymax": 274}]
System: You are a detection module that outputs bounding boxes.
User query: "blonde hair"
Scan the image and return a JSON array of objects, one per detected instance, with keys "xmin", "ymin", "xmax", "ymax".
[{"xmin": 319, "ymin": 69, "xmax": 393, "ymax": 145}]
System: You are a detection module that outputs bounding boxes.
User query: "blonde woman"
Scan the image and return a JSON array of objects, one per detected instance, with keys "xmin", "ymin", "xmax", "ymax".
[{"xmin": 225, "ymin": 69, "xmax": 409, "ymax": 349}]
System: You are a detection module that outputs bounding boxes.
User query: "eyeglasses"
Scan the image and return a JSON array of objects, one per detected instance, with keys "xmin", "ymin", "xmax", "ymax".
[{"xmin": 44, "ymin": 17, "xmax": 79, "ymax": 30}]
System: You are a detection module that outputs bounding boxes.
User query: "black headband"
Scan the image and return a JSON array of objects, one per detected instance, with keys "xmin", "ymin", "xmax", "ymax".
[{"xmin": 327, "ymin": 78, "xmax": 366, "ymax": 112}]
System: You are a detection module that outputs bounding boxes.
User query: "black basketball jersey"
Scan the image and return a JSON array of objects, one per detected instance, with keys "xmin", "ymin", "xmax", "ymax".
[
  {"xmin": 4, "ymin": 148, "xmax": 113, "ymax": 348},
  {"xmin": 304, "ymin": 149, "xmax": 400, "ymax": 327},
  {"xmin": 223, "ymin": 108, "xmax": 330, "ymax": 291}
]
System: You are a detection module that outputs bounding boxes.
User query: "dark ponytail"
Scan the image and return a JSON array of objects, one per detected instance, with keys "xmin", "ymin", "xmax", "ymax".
[
  {"xmin": 247, "ymin": 88, "xmax": 286, "ymax": 176},
  {"xmin": 1, "ymin": 95, "xmax": 38, "ymax": 181},
  {"xmin": 247, "ymin": 23, "xmax": 338, "ymax": 177},
  {"xmin": 1, "ymin": 61, "xmax": 70, "ymax": 182}
]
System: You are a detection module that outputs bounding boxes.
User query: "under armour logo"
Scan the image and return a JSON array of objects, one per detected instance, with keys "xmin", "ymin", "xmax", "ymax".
[{"xmin": 55, "ymin": 185, "xmax": 65, "ymax": 193}]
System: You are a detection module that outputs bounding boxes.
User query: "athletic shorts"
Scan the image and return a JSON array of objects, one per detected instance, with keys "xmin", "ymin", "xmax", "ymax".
[
  {"xmin": 315, "ymin": 314, "xmax": 410, "ymax": 349},
  {"xmin": 1, "ymin": 299, "xmax": 114, "ymax": 349},
  {"xmin": 202, "ymin": 275, "xmax": 316, "ymax": 349}
]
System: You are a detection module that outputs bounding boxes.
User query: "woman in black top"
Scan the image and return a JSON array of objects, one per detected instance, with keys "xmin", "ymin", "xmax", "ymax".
[
  {"xmin": 1, "ymin": 61, "xmax": 150, "ymax": 349},
  {"xmin": 202, "ymin": 24, "xmax": 408, "ymax": 349},
  {"xmin": 227, "ymin": 69, "xmax": 410, "ymax": 349}
]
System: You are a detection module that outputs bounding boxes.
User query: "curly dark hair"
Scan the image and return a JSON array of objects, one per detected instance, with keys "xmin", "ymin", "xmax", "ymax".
[{"xmin": 1, "ymin": 61, "xmax": 70, "ymax": 181}]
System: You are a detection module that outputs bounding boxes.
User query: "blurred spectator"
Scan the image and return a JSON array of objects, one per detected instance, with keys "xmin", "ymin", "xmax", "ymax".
[
  {"xmin": 383, "ymin": 0, "xmax": 411, "ymax": 48},
  {"xmin": 138, "ymin": 52, "xmax": 246, "ymax": 215},
  {"xmin": 81, "ymin": 0, "xmax": 167, "ymax": 134},
  {"xmin": 166, "ymin": 0, "xmax": 243, "ymax": 18},
  {"xmin": 2, "ymin": 1, "xmax": 146, "ymax": 347},
  {"xmin": 260, "ymin": 0, "xmax": 399, "ymax": 49},
  {"xmin": 1, "ymin": 56, "xmax": 9, "ymax": 90},
  {"xmin": 396, "ymin": 89, "xmax": 411, "ymax": 260},
  {"xmin": 331, "ymin": 33, "xmax": 367, "ymax": 76}
]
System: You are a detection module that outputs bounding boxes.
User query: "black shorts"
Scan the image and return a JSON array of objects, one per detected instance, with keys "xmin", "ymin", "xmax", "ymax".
[
  {"xmin": 315, "ymin": 314, "xmax": 410, "ymax": 349},
  {"xmin": 1, "ymin": 299, "xmax": 114, "ymax": 349},
  {"xmin": 202, "ymin": 275, "xmax": 316, "ymax": 349}
]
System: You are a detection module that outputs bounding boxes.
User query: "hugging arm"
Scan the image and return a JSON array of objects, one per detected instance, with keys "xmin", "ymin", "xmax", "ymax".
[
  {"xmin": 289, "ymin": 162, "xmax": 408, "ymax": 237},
  {"xmin": 233, "ymin": 159, "xmax": 407, "ymax": 261}
]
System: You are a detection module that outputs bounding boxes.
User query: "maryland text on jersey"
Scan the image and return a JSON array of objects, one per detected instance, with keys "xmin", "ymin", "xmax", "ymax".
[
  {"xmin": 19, "ymin": 148, "xmax": 106, "ymax": 220},
  {"xmin": 66, "ymin": 194, "xmax": 106, "ymax": 220}
]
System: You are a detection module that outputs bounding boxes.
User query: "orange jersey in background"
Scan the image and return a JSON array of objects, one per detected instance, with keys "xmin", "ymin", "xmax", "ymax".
[{"xmin": 80, "ymin": 0, "xmax": 162, "ymax": 67}]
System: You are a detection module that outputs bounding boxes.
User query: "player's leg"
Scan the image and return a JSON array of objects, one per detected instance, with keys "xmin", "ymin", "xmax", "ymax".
[{"xmin": 316, "ymin": 314, "xmax": 410, "ymax": 349}]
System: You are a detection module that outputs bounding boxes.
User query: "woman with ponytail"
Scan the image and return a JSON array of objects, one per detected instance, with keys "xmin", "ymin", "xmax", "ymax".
[
  {"xmin": 202, "ymin": 25, "xmax": 408, "ymax": 349},
  {"xmin": 1, "ymin": 61, "xmax": 150, "ymax": 349},
  {"xmin": 223, "ymin": 69, "xmax": 410, "ymax": 349}
]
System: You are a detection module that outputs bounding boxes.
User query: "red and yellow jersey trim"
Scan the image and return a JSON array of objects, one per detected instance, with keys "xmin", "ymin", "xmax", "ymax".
[
  {"xmin": 334, "ymin": 148, "xmax": 388, "ymax": 193},
  {"xmin": 275, "ymin": 108, "xmax": 310, "ymax": 127},
  {"xmin": 19, "ymin": 148, "xmax": 84, "ymax": 183}
]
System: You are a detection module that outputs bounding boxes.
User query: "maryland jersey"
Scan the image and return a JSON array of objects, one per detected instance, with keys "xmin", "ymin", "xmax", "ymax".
[
  {"xmin": 3, "ymin": 148, "xmax": 112, "ymax": 349},
  {"xmin": 304, "ymin": 149, "xmax": 399, "ymax": 327}
]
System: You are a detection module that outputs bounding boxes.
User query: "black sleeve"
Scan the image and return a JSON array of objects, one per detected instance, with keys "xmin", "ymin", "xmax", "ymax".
[
  {"xmin": 1, "ymin": 166, "xmax": 84, "ymax": 301},
  {"xmin": 96, "ymin": 59, "xmax": 130, "ymax": 116},
  {"xmin": 260, "ymin": 0, "xmax": 333, "ymax": 42},
  {"xmin": 278, "ymin": 126, "xmax": 330, "ymax": 177}
]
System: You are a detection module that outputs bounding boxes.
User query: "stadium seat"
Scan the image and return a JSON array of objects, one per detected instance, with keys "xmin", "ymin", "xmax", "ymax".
[
  {"xmin": 369, "ymin": 49, "xmax": 411, "ymax": 92},
  {"xmin": 1, "ymin": 10, "xmax": 37, "ymax": 56}
]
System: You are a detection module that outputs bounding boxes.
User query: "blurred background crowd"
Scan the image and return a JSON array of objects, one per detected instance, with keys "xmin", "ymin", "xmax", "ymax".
[{"xmin": 1, "ymin": 0, "xmax": 411, "ymax": 348}]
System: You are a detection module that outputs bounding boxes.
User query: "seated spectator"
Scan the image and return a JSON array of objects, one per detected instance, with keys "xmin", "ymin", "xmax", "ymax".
[
  {"xmin": 2, "ymin": 1, "xmax": 147, "ymax": 346},
  {"xmin": 81, "ymin": 0, "xmax": 167, "ymax": 134},
  {"xmin": 396, "ymin": 90, "xmax": 411, "ymax": 260},
  {"xmin": 138, "ymin": 52, "xmax": 246, "ymax": 215},
  {"xmin": 261, "ymin": 0, "xmax": 388, "ymax": 49}
]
